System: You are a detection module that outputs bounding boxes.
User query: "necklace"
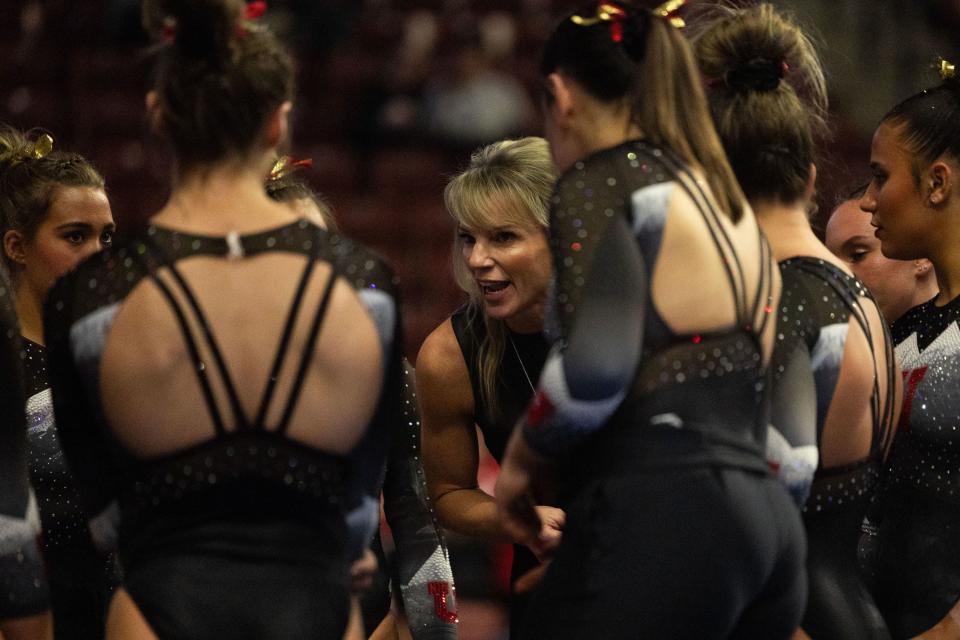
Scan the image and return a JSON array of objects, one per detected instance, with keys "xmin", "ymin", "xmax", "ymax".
[{"xmin": 508, "ymin": 332, "xmax": 537, "ymax": 395}]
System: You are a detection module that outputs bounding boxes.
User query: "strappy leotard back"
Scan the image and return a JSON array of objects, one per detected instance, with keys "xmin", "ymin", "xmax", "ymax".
[
  {"xmin": 631, "ymin": 147, "xmax": 775, "ymax": 470},
  {"xmin": 774, "ymin": 258, "xmax": 897, "ymax": 513},
  {"xmin": 140, "ymin": 228, "xmax": 338, "ymax": 437},
  {"xmin": 548, "ymin": 140, "xmax": 776, "ymax": 475},
  {"xmin": 44, "ymin": 219, "xmax": 401, "ymax": 535},
  {"xmin": 641, "ymin": 145, "xmax": 775, "ymax": 358},
  {"xmin": 43, "ymin": 219, "xmax": 402, "ymax": 639},
  {"xmin": 774, "ymin": 262, "xmax": 898, "ymax": 640}
]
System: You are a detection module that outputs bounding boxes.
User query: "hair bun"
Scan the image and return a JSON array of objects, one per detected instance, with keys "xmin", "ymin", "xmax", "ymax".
[
  {"xmin": 146, "ymin": 0, "xmax": 244, "ymax": 62},
  {"xmin": 726, "ymin": 57, "xmax": 786, "ymax": 92},
  {"xmin": 0, "ymin": 127, "xmax": 29, "ymax": 167}
]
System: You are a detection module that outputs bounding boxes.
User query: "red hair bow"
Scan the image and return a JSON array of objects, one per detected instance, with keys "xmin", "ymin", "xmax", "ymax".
[{"xmin": 245, "ymin": 1, "xmax": 267, "ymax": 21}]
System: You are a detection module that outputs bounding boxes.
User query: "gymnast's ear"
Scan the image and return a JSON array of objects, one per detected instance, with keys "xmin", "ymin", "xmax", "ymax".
[
  {"xmin": 261, "ymin": 100, "xmax": 293, "ymax": 151},
  {"xmin": 926, "ymin": 159, "xmax": 953, "ymax": 206},
  {"xmin": 544, "ymin": 73, "xmax": 575, "ymax": 127},
  {"xmin": 145, "ymin": 91, "xmax": 163, "ymax": 135},
  {"xmin": 802, "ymin": 163, "xmax": 817, "ymax": 203},
  {"xmin": 3, "ymin": 230, "xmax": 27, "ymax": 267}
]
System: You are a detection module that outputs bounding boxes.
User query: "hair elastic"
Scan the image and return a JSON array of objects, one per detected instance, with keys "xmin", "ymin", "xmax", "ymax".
[{"xmin": 725, "ymin": 57, "xmax": 788, "ymax": 92}]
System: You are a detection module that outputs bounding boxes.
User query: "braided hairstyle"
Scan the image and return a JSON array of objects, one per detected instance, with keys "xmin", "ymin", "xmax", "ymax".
[
  {"xmin": 0, "ymin": 126, "xmax": 105, "ymax": 274},
  {"xmin": 142, "ymin": 0, "xmax": 294, "ymax": 170},
  {"xmin": 694, "ymin": 3, "xmax": 828, "ymax": 206},
  {"xmin": 541, "ymin": 1, "xmax": 747, "ymax": 221}
]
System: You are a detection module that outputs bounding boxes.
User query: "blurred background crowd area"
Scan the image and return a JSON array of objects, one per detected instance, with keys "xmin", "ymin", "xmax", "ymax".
[{"xmin": 2, "ymin": 1, "xmax": 960, "ymax": 637}]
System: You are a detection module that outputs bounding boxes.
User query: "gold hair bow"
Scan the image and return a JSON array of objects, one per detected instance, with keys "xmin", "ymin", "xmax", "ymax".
[
  {"xmin": 935, "ymin": 57, "xmax": 956, "ymax": 80},
  {"xmin": 570, "ymin": 1, "xmax": 685, "ymax": 35},
  {"xmin": 31, "ymin": 133, "xmax": 53, "ymax": 159},
  {"xmin": 571, "ymin": 1, "xmax": 628, "ymax": 42},
  {"xmin": 269, "ymin": 155, "xmax": 313, "ymax": 181},
  {"xmin": 571, "ymin": 2, "xmax": 627, "ymax": 28},
  {"xmin": 654, "ymin": 0, "xmax": 686, "ymax": 29}
]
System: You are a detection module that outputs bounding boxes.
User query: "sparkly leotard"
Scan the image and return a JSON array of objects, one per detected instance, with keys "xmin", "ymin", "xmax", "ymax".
[
  {"xmin": 364, "ymin": 360, "xmax": 458, "ymax": 639},
  {"xmin": 43, "ymin": 220, "xmax": 402, "ymax": 639},
  {"xmin": 22, "ymin": 339, "xmax": 117, "ymax": 639},
  {"xmin": 0, "ymin": 270, "xmax": 48, "ymax": 621},
  {"xmin": 518, "ymin": 140, "xmax": 806, "ymax": 639},
  {"xmin": 871, "ymin": 294, "xmax": 960, "ymax": 638},
  {"xmin": 451, "ymin": 305, "xmax": 549, "ymax": 636},
  {"xmin": 771, "ymin": 258, "xmax": 896, "ymax": 639}
]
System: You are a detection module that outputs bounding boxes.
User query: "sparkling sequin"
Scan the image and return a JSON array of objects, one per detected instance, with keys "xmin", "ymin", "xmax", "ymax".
[
  {"xmin": 772, "ymin": 259, "xmax": 894, "ymax": 514},
  {"xmin": 888, "ymin": 295, "xmax": 960, "ymax": 500},
  {"xmin": 22, "ymin": 341, "xmax": 93, "ymax": 549},
  {"xmin": 386, "ymin": 362, "xmax": 458, "ymax": 632},
  {"xmin": 0, "ymin": 275, "xmax": 49, "ymax": 614},
  {"xmin": 864, "ymin": 292, "xmax": 960, "ymax": 632}
]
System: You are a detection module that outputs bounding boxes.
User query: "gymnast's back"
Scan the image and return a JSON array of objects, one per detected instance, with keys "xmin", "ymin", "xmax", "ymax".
[
  {"xmin": 41, "ymin": 1, "xmax": 401, "ymax": 637},
  {"xmin": 45, "ymin": 217, "xmax": 400, "ymax": 638}
]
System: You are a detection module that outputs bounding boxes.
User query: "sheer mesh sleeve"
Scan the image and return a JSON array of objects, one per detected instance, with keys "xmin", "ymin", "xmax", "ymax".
[
  {"xmin": 43, "ymin": 251, "xmax": 131, "ymax": 543},
  {"xmin": 0, "ymin": 271, "xmax": 49, "ymax": 618},
  {"xmin": 342, "ymin": 245, "xmax": 406, "ymax": 559},
  {"xmin": 383, "ymin": 360, "xmax": 457, "ymax": 639},
  {"xmin": 522, "ymin": 151, "xmax": 647, "ymax": 457},
  {"xmin": 765, "ymin": 266, "xmax": 821, "ymax": 503}
]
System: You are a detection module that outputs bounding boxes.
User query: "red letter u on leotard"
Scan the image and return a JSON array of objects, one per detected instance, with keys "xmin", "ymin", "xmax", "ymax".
[{"xmin": 428, "ymin": 581, "xmax": 458, "ymax": 623}]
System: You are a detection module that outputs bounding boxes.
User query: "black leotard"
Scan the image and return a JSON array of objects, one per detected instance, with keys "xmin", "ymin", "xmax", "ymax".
[
  {"xmin": 451, "ymin": 306, "xmax": 549, "ymax": 463},
  {"xmin": 0, "ymin": 269, "xmax": 49, "ymax": 621},
  {"xmin": 517, "ymin": 140, "xmax": 805, "ymax": 640},
  {"xmin": 451, "ymin": 305, "xmax": 549, "ymax": 637},
  {"xmin": 43, "ymin": 220, "xmax": 402, "ymax": 639},
  {"xmin": 771, "ymin": 258, "xmax": 895, "ymax": 639},
  {"xmin": 22, "ymin": 338, "xmax": 117, "ymax": 639},
  {"xmin": 870, "ymin": 294, "xmax": 960, "ymax": 638}
]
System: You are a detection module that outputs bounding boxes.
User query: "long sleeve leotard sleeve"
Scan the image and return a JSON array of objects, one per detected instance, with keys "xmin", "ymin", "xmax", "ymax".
[
  {"xmin": 521, "ymin": 153, "xmax": 647, "ymax": 458},
  {"xmin": 0, "ymin": 271, "xmax": 49, "ymax": 619},
  {"xmin": 382, "ymin": 360, "xmax": 457, "ymax": 639},
  {"xmin": 44, "ymin": 265, "xmax": 126, "ymax": 551}
]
